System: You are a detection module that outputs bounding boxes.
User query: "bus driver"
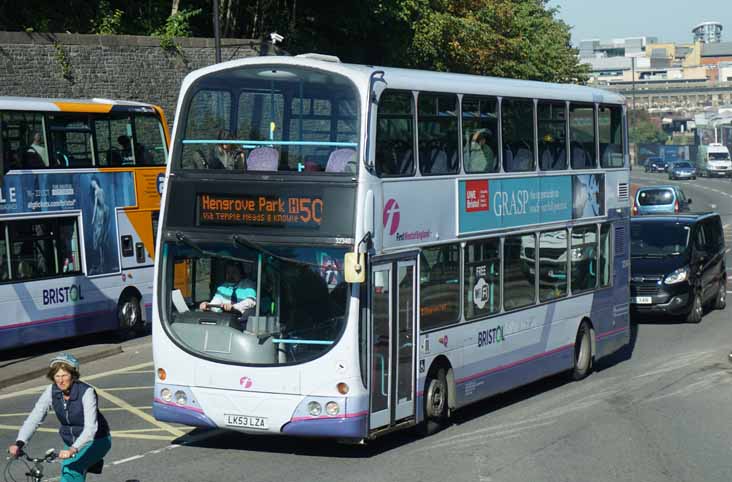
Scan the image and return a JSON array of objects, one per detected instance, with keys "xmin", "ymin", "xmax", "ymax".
[{"xmin": 199, "ymin": 263, "xmax": 257, "ymax": 314}]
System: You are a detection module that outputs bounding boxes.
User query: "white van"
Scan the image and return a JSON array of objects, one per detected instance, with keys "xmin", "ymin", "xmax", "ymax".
[{"xmin": 697, "ymin": 143, "xmax": 732, "ymax": 177}]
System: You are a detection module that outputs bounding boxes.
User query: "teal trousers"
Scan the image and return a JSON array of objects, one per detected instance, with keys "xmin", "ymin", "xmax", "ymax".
[{"xmin": 60, "ymin": 436, "xmax": 111, "ymax": 482}]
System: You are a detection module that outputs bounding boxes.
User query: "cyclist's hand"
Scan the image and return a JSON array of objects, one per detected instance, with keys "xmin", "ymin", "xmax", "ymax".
[
  {"xmin": 7, "ymin": 444, "xmax": 19, "ymax": 458},
  {"xmin": 222, "ymin": 303, "xmax": 233, "ymax": 312},
  {"xmin": 199, "ymin": 301, "xmax": 209, "ymax": 311},
  {"xmin": 58, "ymin": 449, "xmax": 76, "ymax": 460}
]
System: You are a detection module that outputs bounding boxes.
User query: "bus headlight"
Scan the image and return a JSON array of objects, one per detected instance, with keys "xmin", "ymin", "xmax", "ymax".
[
  {"xmin": 161, "ymin": 388, "xmax": 172, "ymax": 402},
  {"xmin": 175, "ymin": 391, "xmax": 188, "ymax": 405},
  {"xmin": 307, "ymin": 401, "xmax": 322, "ymax": 416},
  {"xmin": 325, "ymin": 401, "xmax": 340, "ymax": 416}
]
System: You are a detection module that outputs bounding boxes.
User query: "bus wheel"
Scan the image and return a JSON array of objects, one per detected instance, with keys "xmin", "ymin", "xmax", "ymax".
[
  {"xmin": 118, "ymin": 294, "xmax": 142, "ymax": 338},
  {"xmin": 421, "ymin": 368, "xmax": 448, "ymax": 436},
  {"xmin": 570, "ymin": 322, "xmax": 593, "ymax": 381}
]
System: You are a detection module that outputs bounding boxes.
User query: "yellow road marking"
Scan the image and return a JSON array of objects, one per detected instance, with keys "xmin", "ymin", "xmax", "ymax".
[
  {"xmin": 102, "ymin": 386, "xmax": 154, "ymax": 392},
  {"xmin": 94, "ymin": 387, "xmax": 184, "ymax": 437},
  {"xmin": 113, "ymin": 428, "xmax": 169, "ymax": 434},
  {"xmin": 99, "ymin": 406, "xmax": 152, "ymax": 412},
  {"xmin": 0, "ymin": 362, "xmax": 154, "ymax": 401},
  {"xmin": 0, "ymin": 424, "xmax": 176, "ymax": 442},
  {"xmin": 0, "ymin": 424, "xmax": 56, "ymax": 434}
]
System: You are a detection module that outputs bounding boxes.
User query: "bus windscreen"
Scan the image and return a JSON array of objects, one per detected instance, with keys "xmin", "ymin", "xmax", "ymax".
[
  {"xmin": 163, "ymin": 241, "xmax": 349, "ymax": 365},
  {"xmin": 178, "ymin": 65, "xmax": 360, "ymax": 175}
]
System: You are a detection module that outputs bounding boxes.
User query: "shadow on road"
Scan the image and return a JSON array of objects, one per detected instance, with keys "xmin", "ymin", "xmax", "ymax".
[
  {"xmin": 0, "ymin": 327, "xmax": 150, "ymax": 365},
  {"xmin": 176, "ymin": 322, "xmax": 640, "ymax": 459}
]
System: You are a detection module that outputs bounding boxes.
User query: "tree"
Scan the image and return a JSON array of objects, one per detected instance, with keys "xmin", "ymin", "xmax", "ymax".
[
  {"xmin": 629, "ymin": 110, "xmax": 668, "ymax": 144},
  {"xmin": 2, "ymin": 0, "xmax": 588, "ymax": 83},
  {"xmin": 380, "ymin": 0, "xmax": 588, "ymax": 82}
]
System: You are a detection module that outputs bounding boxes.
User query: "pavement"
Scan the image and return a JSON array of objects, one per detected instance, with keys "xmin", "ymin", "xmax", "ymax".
[{"xmin": 0, "ymin": 333, "xmax": 150, "ymax": 390}]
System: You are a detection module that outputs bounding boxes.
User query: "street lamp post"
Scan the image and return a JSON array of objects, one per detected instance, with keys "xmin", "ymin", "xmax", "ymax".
[{"xmin": 213, "ymin": 0, "xmax": 221, "ymax": 64}]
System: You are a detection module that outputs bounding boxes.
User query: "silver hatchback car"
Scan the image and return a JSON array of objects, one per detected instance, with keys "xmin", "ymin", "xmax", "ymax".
[{"xmin": 633, "ymin": 185, "xmax": 692, "ymax": 215}]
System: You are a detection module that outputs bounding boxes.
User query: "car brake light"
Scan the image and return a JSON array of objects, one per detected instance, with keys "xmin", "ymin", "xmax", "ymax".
[
  {"xmin": 674, "ymin": 200, "xmax": 679, "ymax": 213},
  {"xmin": 632, "ymin": 202, "xmax": 638, "ymax": 215}
]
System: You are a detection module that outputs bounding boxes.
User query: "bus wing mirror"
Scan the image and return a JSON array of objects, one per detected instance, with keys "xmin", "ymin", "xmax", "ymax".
[{"xmin": 344, "ymin": 252, "xmax": 366, "ymax": 283}]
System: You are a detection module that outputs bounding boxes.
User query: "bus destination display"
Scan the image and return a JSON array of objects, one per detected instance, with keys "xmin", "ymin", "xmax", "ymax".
[{"xmin": 198, "ymin": 193, "xmax": 323, "ymax": 228}]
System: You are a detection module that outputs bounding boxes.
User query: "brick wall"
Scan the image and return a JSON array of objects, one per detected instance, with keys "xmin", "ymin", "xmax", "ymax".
[{"xmin": 0, "ymin": 31, "xmax": 272, "ymax": 127}]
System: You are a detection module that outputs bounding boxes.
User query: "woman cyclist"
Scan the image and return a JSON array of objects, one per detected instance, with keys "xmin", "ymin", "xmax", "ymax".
[{"xmin": 7, "ymin": 353, "xmax": 111, "ymax": 481}]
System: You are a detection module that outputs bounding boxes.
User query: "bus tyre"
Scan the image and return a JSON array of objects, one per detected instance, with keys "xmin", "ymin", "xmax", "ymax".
[
  {"xmin": 118, "ymin": 294, "xmax": 142, "ymax": 338},
  {"xmin": 686, "ymin": 291, "xmax": 703, "ymax": 324},
  {"xmin": 713, "ymin": 280, "xmax": 726, "ymax": 311},
  {"xmin": 570, "ymin": 322, "xmax": 592, "ymax": 381},
  {"xmin": 421, "ymin": 368, "xmax": 448, "ymax": 436}
]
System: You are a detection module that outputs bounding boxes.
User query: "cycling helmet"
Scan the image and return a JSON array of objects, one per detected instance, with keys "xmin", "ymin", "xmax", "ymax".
[{"xmin": 49, "ymin": 353, "xmax": 80, "ymax": 370}]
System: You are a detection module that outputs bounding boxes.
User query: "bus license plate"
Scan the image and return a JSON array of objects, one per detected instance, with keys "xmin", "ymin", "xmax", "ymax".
[
  {"xmin": 224, "ymin": 414, "xmax": 268, "ymax": 430},
  {"xmin": 634, "ymin": 296, "xmax": 652, "ymax": 305}
]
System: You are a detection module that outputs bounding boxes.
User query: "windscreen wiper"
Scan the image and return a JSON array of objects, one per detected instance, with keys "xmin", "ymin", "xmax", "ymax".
[
  {"xmin": 232, "ymin": 234, "xmax": 318, "ymax": 268},
  {"xmin": 175, "ymin": 232, "xmax": 251, "ymax": 264}
]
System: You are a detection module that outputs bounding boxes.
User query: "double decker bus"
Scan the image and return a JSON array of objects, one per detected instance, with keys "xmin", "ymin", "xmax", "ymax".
[
  {"xmin": 153, "ymin": 55, "xmax": 630, "ymax": 441},
  {"xmin": 0, "ymin": 97, "xmax": 169, "ymax": 350}
]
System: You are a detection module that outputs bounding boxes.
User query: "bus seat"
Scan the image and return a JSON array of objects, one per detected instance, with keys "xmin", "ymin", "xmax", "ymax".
[
  {"xmin": 540, "ymin": 143, "xmax": 561, "ymax": 170},
  {"xmin": 571, "ymin": 142, "xmax": 592, "ymax": 168},
  {"xmin": 514, "ymin": 146, "xmax": 532, "ymax": 171},
  {"xmin": 325, "ymin": 148, "xmax": 357, "ymax": 173},
  {"xmin": 16, "ymin": 260, "xmax": 34, "ymax": 279},
  {"xmin": 246, "ymin": 147, "xmax": 279, "ymax": 171},
  {"xmin": 22, "ymin": 150, "xmax": 45, "ymax": 169}
]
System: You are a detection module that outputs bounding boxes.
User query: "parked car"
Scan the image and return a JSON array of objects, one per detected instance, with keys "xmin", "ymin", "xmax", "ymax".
[
  {"xmin": 668, "ymin": 161, "xmax": 697, "ymax": 180},
  {"xmin": 630, "ymin": 213, "xmax": 726, "ymax": 322},
  {"xmin": 644, "ymin": 157, "xmax": 667, "ymax": 173},
  {"xmin": 633, "ymin": 185, "xmax": 692, "ymax": 215}
]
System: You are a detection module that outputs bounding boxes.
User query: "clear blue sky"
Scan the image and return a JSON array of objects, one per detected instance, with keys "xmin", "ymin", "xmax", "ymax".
[{"xmin": 548, "ymin": 0, "xmax": 732, "ymax": 44}]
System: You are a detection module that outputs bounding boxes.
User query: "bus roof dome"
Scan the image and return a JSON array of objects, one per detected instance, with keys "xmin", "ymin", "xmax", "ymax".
[{"xmin": 295, "ymin": 53, "xmax": 341, "ymax": 63}]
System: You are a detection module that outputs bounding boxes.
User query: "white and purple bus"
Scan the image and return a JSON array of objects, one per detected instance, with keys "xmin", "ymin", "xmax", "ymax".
[
  {"xmin": 153, "ymin": 54, "xmax": 631, "ymax": 441},
  {"xmin": 0, "ymin": 97, "xmax": 169, "ymax": 350}
]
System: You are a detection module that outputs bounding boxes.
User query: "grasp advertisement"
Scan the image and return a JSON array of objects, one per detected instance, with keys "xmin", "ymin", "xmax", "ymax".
[
  {"xmin": 0, "ymin": 171, "xmax": 137, "ymax": 275},
  {"xmin": 458, "ymin": 175, "xmax": 604, "ymax": 234}
]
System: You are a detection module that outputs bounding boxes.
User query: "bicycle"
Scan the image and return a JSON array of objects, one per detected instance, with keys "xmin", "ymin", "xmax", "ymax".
[{"xmin": 3, "ymin": 448, "xmax": 56, "ymax": 482}]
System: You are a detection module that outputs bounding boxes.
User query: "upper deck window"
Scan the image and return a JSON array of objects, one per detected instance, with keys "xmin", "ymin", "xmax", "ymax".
[
  {"xmin": 0, "ymin": 111, "xmax": 48, "ymax": 170},
  {"xmin": 569, "ymin": 103, "xmax": 596, "ymax": 169},
  {"xmin": 375, "ymin": 90, "xmax": 415, "ymax": 177},
  {"xmin": 462, "ymin": 96, "xmax": 498, "ymax": 174},
  {"xmin": 418, "ymin": 93, "xmax": 459, "ymax": 175},
  {"xmin": 48, "ymin": 114, "xmax": 95, "ymax": 168},
  {"xmin": 599, "ymin": 105, "xmax": 624, "ymax": 168},
  {"xmin": 538, "ymin": 100, "xmax": 567, "ymax": 171},
  {"xmin": 178, "ymin": 65, "xmax": 360, "ymax": 175},
  {"xmin": 501, "ymin": 98, "xmax": 535, "ymax": 172}
]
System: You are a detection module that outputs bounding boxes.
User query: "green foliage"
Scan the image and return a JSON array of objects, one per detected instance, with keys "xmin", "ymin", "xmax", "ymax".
[
  {"xmin": 629, "ymin": 110, "xmax": 668, "ymax": 144},
  {"xmin": 390, "ymin": 0, "xmax": 588, "ymax": 82},
  {"xmin": 153, "ymin": 8, "xmax": 202, "ymax": 52},
  {"xmin": 53, "ymin": 42, "xmax": 73, "ymax": 82},
  {"xmin": 92, "ymin": 1, "xmax": 124, "ymax": 35},
  {"xmin": 4, "ymin": 0, "xmax": 587, "ymax": 82}
]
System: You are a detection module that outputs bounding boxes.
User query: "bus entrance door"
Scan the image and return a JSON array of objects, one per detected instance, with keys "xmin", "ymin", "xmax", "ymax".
[{"xmin": 369, "ymin": 257, "xmax": 417, "ymax": 432}]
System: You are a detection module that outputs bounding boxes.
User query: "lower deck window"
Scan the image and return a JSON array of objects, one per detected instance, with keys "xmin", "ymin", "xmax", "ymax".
[
  {"xmin": 0, "ymin": 217, "xmax": 81, "ymax": 282},
  {"xmin": 504, "ymin": 234, "xmax": 536, "ymax": 310},
  {"xmin": 420, "ymin": 244, "xmax": 460, "ymax": 330},
  {"xmin": 464, "ymin": 239, "xmax": 500, "ymax": 319}
]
